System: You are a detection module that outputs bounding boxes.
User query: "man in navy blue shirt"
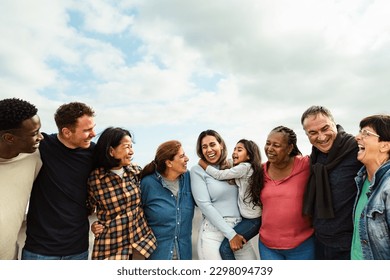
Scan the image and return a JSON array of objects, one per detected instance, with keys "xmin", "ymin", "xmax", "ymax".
[
  {"xmin": 301, "ymin": 105, "xmax": 362, "ymax": 260},
  {"xmin": 23, "ymin": 102, "xmax": 96, "ymax": 260}
]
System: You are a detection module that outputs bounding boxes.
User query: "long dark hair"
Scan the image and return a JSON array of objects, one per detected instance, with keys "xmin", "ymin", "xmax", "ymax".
[
  {"xmin": 93, "ymin": 127, "xmax": 132, "ymax": 170},
  {"xmin": 196, "ymin": 129, "xmax": 229, "ymax": 168},
  {"xmin": 237, "ymin": 139, "xmax": 264, "ymax": 207}
]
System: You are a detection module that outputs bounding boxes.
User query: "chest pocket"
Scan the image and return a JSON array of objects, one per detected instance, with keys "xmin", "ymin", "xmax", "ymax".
[{"xmin": 366, "ymin": 204, "xmax": 384, "ymax": 220}]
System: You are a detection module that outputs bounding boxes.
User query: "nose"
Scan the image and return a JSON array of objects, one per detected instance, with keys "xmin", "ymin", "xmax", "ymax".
[
  {"xmin": 317, "ymin": 131, "xmax": 326, "ymax": 141},
  {"xmin": 90, "ymin": 129, "xmax": 97, "ymax": 138},
  {"xmin": 355, "ymin": 134, "xmax": 361, "ymax": 141},
  {"xmin": 37, "ymin": 132, "xmax": 44, "ymax": 141}
]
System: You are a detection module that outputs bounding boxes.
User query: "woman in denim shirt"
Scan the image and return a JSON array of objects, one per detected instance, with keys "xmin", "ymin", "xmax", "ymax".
[
  {"xmin": 140, "ymin": 140, "xmax": 195, "ymax": 260},
  {"xmin": 351, "ymin": 114, "xmax": 390, "ymax": 260}
]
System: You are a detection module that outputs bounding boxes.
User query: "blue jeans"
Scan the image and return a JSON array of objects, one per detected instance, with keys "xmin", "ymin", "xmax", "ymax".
[
  {"xmin": 219, "ymin": 217, "xmax": 261, "ymax": 260},
  {"xmin": 22, "ymin": 248, "xmax": 89, "ymax": 260},
  {"xmin": 258, "ymin": 235, "xmax": 315, "ymax": 260}
]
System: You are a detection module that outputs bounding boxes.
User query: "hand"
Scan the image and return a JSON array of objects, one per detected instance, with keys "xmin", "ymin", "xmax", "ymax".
[
  {"xmin": 229, "ymin": 234, "xmax": 247, "ymax": 252},
  {"xmin": 91, "ymin": 221, "xmax": 104, "ymax": 237},
  {"xmin": 198, "ymin": 159, "xmax": 208, "ymax": 170}
]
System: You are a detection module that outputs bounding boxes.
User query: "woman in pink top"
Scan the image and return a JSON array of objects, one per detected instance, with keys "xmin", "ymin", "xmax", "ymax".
[{"xmin": 259, "ymin": 126, "xmax": 314, "ymax": 260}]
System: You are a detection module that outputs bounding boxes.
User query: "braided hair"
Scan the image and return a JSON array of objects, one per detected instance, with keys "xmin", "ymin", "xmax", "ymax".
[{"xmin": 270, "ymin": 126, "xmax": 302, "ymax": 156}]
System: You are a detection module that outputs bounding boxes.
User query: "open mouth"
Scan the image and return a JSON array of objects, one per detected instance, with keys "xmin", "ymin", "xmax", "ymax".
[{"xmin": 206, "ymin": 153, "xmax": 216, "ymax": 159}]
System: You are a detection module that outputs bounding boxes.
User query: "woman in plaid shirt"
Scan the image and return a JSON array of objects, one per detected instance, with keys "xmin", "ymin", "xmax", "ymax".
[{"xmin": 87, "ymin": 127, "xmax": 156, "ymax": 260}]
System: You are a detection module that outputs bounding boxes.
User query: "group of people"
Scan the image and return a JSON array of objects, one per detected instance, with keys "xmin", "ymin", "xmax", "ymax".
[{"xmin": 1, "ymin": 97, "xmax": 390, "ymax": 260}]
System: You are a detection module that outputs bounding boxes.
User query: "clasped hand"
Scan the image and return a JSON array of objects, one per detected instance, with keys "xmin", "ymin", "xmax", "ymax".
[{"xmin": 229, "ymin": 234, "xmax": 247, "ymax": 251}]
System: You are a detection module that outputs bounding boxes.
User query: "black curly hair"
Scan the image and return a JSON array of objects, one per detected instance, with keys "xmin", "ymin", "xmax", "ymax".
[{"xmin": 0, "ymin": 98, "xmax": 38, "ymax": 131}]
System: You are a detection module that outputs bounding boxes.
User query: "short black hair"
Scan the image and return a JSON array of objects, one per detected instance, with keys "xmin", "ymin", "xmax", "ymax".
[
  {"xmin": 360, "ymin": 114, "xmax": 390, "ymax": 142},
  {"xmin": 0, "ymin": 98, "xmax": 38, "ymax": 130}
]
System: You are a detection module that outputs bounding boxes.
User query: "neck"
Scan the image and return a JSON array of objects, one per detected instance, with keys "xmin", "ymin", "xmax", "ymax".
[
  {"xmin": 0, "ymin": 146, "xmax": 19, "ymax": 159},
  {"xmin": 162, "ymin": 170, "xmax": 180, "ymax": 181},
  {"xmin": 271, "ymin": 156, "xmax": 294, "ymax": 170},
  {"xmin": 366, "ymin": 157, "xmax": 390, "ymax": 182},
  {"xmin": 57, "ymin": 133, "xmax": 75, "ymax": 149}
]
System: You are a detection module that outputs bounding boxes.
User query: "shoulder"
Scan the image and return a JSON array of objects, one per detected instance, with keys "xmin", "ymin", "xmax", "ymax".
[
  {"xmin": 141, "ymin": 173, "xmax": 158, "ymax": 185},
  {"xmin": 88, "ymin": 167, "xmax": 107, "ymax": 182},
  {"xmin": 190, "ymin": 164, "xmax": 205, "ymax": 174},
  {"xmin": 293, "ymin": 155, "xmax": 311, "ymax": 171},
  {"xmin": 240, "ymin": 162, "xmax": 252, "ymax": 169},
  {"xmin": 126, "ymin": 163, "xmax": 142, "ymax": 175},
  {"xmin": 295, "ymin": 155, "xmax": 310, "ymax": 164}
]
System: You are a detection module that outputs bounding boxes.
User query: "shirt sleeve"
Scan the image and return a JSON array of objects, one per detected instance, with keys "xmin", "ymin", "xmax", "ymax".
[
  {"xmin": 86, "ymin": 173, "xmax": 98, "ymax": 215},
  {"xmin": 205, "ymin": 162, "xmax": 250, "ymax": 181},
  {"xmin": 190, "ymin": 165, "xmax": 237, "ymax": 240}
]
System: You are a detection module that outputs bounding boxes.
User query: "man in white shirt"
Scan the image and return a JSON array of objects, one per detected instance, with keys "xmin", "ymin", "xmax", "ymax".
[{"xmin": 0, "ymin": 98, "xmax": 43, "ymax": 259}]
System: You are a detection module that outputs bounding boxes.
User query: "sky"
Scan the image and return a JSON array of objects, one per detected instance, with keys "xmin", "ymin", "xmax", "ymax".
[{"xmin": 1, "ymin": 0, "xmax": 390, "ymax": 168}]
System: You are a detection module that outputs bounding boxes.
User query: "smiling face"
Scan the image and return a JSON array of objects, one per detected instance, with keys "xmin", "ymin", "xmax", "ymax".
[
  {"xmin": 201, "ymin": 135, "xmax": 223, "ymax": 165},
  {"xmin": 62, "ymin": 115, "xmax": 96, "ymax": 149},
  {"xmin": 166, "ymin": 146, "xmax": 189, "ymax": 176},
  {"xmin": 355, "ymin": 126, "xmax": 386, "ymax": 167},
  {"xmin": 232, "ymin": 142, "xmax": 249, "ymax": 165},
  {"xmin": 8, "ymin": 115, "xmax": 43, "ymax": 155},
  {"xmin": 110, "ymin": 135, "xmax": 134, "ymax": 168},
  {"xmin": 264, "ymin": 131, "xmax": 293, "ymax": 165},
  {"xmin": 303, "ymin": 113, "xmax": 338, "ymax": 153}
]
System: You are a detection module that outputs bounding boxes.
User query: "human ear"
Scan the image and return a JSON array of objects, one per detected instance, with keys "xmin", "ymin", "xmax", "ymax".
[
  {"xmin": 62, "ymin": 127, "xmax": 72, "ymax": 138},
  {"xmin": 380, "ymin": 142, "xmax": 390, "ymax": 154},
  {"xmin": 2, "ymin": 133, "xmax": 15, "ymax": 144}
]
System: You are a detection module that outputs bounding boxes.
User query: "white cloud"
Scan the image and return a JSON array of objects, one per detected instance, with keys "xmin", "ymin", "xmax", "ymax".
[{"xmin": 1, "ymin": 0, "xmax": 390, "ymax": 166}]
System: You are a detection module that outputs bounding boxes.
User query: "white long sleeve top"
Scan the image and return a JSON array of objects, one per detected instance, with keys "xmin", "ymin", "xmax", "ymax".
[{"xmin": 205, "ymin": 162, "xmax": 262, "ymax": 219}]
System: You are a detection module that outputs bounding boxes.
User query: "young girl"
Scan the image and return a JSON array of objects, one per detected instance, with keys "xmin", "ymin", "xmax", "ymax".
[{"xmin": 198, "ymin": 139, "xmax": 263, "ymax": 259}]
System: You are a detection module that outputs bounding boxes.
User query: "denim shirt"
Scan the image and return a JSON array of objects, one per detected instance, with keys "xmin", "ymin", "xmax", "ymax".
[
  {"xmin": 353, "ymin": 160, "xmax": 390, "ymax": 259},
  {"xmin": 140, "ymin": 170, "xmax": 195, "ymax": 260}
]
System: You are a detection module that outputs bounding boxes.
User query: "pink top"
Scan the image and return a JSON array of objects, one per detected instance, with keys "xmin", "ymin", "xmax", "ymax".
[{"xmin": 260, "ymin": 155, "xmax": 314, "ymax": 249}]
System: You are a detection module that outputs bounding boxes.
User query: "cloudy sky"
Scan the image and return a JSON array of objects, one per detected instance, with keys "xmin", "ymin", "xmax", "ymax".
[{"xmin": 1, "ymin": 0, "xmax": 389, "ymax": 167}]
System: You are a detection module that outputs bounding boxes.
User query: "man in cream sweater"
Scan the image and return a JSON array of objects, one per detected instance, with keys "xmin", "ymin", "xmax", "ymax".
[{"xmin": 0, "ymin": 98, "xmax": 43, "ymax": 259}]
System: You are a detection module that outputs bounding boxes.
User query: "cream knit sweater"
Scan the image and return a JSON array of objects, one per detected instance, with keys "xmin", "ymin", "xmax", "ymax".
[{"xmin": 0, "ymin": 151, "xmax": 41, "ymax": 259}]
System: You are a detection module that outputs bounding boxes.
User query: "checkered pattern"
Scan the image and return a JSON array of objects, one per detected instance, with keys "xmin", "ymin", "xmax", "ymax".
[{"xmin": 87, "ymin": 163, "xmax": 157, "ymax": 260}]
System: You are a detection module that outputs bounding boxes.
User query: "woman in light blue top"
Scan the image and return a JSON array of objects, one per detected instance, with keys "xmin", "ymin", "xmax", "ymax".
[
  {"xmin": 198, "ymin": 139, "xmax": 263, "ymax": 260},
  {"xmin": 190, "ymin": 130, "xmax": 258, "ymax": 259}
]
